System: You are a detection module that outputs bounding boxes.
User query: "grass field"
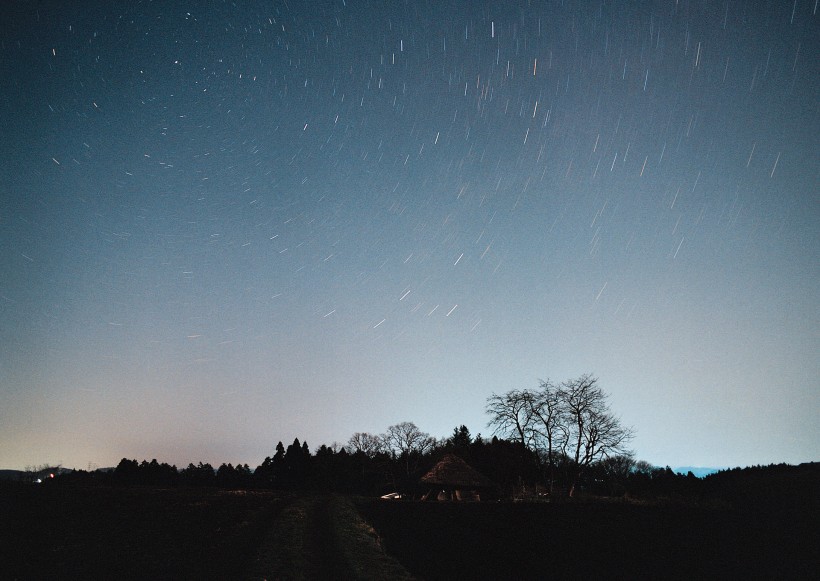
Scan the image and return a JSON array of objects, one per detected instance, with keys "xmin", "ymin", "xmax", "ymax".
[
  {"xmin": 357, "ymin": 497, "xmax": 818, "ymax": 580},
  {"xmin": 1, "ymin": 484, "xmax": 411, "ymax": 580},
  {"xmin": 2, "ymin": 483, "xmax": 816, "ymax": 579},
  {"xmin": 1, "ymin": 484, "xmax": 288, "ymax": 579}
]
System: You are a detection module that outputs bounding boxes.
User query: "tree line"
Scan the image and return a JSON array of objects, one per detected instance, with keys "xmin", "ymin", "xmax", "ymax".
[
  {"xmin": 50, "ymin": 432, "xmax": 722, "ymax": 502},
  {"xmin": 45, "ymin": 374, "xmax": 732, "ymax": 499}
]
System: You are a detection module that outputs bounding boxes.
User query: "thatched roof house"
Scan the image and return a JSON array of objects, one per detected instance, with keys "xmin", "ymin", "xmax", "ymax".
[{"xmin": 420, "ymin": 454, "xmax": 497, "ymax": 501}]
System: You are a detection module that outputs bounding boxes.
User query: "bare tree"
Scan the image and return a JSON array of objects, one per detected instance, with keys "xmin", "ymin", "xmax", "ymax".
[
  {"xmin": 600, "ymin": 454, "xmax": 636, "ymax": 483},
  {"xmin": 633, "ymin": 460, "xmax": 654, "ymax": 477},
  {"xmin": 528, "ymin": 379, "xmax": 567, "ymax": 493},
  {"xmin": 346, "ymin": 432, "xmax": 384, "ymax": 458},
  {"xmin": 559, "ymin": 374, "xmax": 634, "ymax": 496},
  {"xmin": 485, "ymin": 389, "xmax": 537, "ymax": 450},
  {"xmin": 487, "ymin": 375, "xmax": 634, "ymax": 497},
  {"xmin": 381, "ymin": 422, "xmax": 436, "ymax": 476}
]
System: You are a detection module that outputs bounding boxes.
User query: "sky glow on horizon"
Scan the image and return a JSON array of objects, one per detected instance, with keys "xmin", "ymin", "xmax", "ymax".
[{"xmin": 1, "ymin": 0, "xmax": 818, "ymax": 471}]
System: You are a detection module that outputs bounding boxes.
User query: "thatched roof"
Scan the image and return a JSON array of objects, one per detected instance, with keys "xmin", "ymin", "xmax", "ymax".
[{"xmin": 421, "ymin": 454, "xmax": 495, "ymax": 488}]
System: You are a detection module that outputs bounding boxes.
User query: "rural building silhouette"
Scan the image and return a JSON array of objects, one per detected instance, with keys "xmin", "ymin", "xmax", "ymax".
[{"xmin": 419, "ymin": 454, "xmax": 498, "ymax": 500}]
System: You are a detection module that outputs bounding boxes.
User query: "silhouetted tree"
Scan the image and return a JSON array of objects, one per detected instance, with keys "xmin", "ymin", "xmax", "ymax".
[
  {"xmin": 180, "ymin": 462, "xmax": 215, "ymax": 485},
  {"xmin": 347, "ymin": 432, "xmax": 384, "ymax": 457},
  {"xmin": 381, "ymin": 422, "xmax": 436, "ymax": 478},
  {"xmin": 528, "ymin": 379, "xmax": 566, "ymax": 494},
  {"xmin": 469, "ymin": 435, "xmax": 540, "ymax": 495},
  {"xmin": 343, "ymin": 431, "xmax": 396, "ymax": 493},
  {"xmin": 254, "ymin": 456, "xmax": 274, "ymax": 486},
  {"xmin": 487, "ymin": 374, "xmax": 634, "ymax": 496},
  {"xmin": 216, "ymin": 463, "xmax": 238, "ymax": 487},
  {"xmin": 448, "ymin": 425, "xmax": 473, "ymax": 450},
  {"xmin": 312, "ymin": 444, "xmax": 342, "ymax": 491},
  {"xmin": 485, "ymin": 389, "xmax": 536, "ymax": 450},
  {"xmin": 114, "ymin": 458, "xmax": 140, "ymax": 483},
  {"xmin": 283, "ymin": 438, "xmax": 310, "ymax": 488},
  {"xmin": 559, "ymin": 374, "xmax": 634, "ymax": 496},
  {"xmin": 594, "ymin": 454, "xmax": 636, "ymax": 496},
  {"xmin": 273, "ymin": 441, "xmax": 286, "ymax": 476}
]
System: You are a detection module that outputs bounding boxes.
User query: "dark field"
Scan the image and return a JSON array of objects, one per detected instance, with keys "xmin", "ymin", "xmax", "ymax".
[
  {"xmin": 0, "ymin": 484, "xmax": 288, "ymax": 580},
  {"xmin": 0, "ymin": 484, "xmax": 411, "ymax": 581},
  {"xmin": 2, "ymin": 483, "xmax": 817, "ymax": 580},
  {"xmin": 358, "ymin": 498, "xmax": 818, "ymax": 580}
]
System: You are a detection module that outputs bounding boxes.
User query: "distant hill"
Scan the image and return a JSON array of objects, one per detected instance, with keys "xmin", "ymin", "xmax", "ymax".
[
  {"xmin": 0, "ymin": 469, "xmax": 25, "ymax": 481},
  {"xmin": 699, "ymin": 462, "xmax": 820, "ymax": 511},
  {"xmin": 673, "ymin": 466, "xmax": 724, "ymax": 477},
  {"xmin": 0, "ymin": 467, "xmax": 74, "ymax": 482}
]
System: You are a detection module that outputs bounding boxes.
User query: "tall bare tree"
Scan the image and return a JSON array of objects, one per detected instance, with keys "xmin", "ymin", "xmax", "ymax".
[
  {"xmin": 487, "ymin": 374, "xmax": 634, "ymax": 496},
  {"xmin": 485, "ymin": 389, "xmax": 536, "ymax": 450},
  {"xmin": 528, "ymin": 379, "xmax": 567, "ymax": 493},
  {"xmin": 559, "ymin": 374, "xmax": 634, "ymax": 496}
]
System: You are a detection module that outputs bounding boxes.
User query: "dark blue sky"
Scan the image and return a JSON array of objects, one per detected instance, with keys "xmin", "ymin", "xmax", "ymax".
[{"xmin": 1, "ymin": 0, "xmax": 817, "ymax": 470}]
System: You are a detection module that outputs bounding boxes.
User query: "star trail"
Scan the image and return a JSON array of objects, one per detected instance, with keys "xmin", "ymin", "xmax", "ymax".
[{"xmin": 1, "ymin": 0, "xmax": 817, "ymax": 470}]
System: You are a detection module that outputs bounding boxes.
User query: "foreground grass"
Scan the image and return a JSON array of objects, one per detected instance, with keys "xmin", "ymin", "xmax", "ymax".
[
  {"xmin": 248, "ymin": 494, "xmax": 414, "ymax": 580},
  {"xmin": 0, "ymin": 484, "xmax": 288, "ymax": 580},
  {"xmin": 13, "ymin": 482, "xmax": 809, "ymax": 580},
  {"xmin": 358, "ymin": 497, "xmax": 819, "ymax": 580},
  {"xmin": 332, "ymin": 495, "xmax": 415, "ymax": 581},
  {"xmin": 2, "ymin": 485, "xmax": 412, "ymax": 580}
]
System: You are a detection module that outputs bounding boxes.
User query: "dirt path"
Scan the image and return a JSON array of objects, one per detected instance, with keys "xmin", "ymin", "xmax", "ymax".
[
  {"xmin": 245, "ymin": 494, "xmax": 355, "ymax": 580},
  {"xmin": 302, "ymin": 495, "xmax": 357, "ymax": 580},
  {"xmin": 247, "ymin": 494, "xmax": 414, "ymax": 581}
]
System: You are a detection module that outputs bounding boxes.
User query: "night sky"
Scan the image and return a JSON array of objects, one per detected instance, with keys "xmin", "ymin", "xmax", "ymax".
[{"xmin": 1, "ymin": 1, "xmax": 817, "ymax": 471}]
